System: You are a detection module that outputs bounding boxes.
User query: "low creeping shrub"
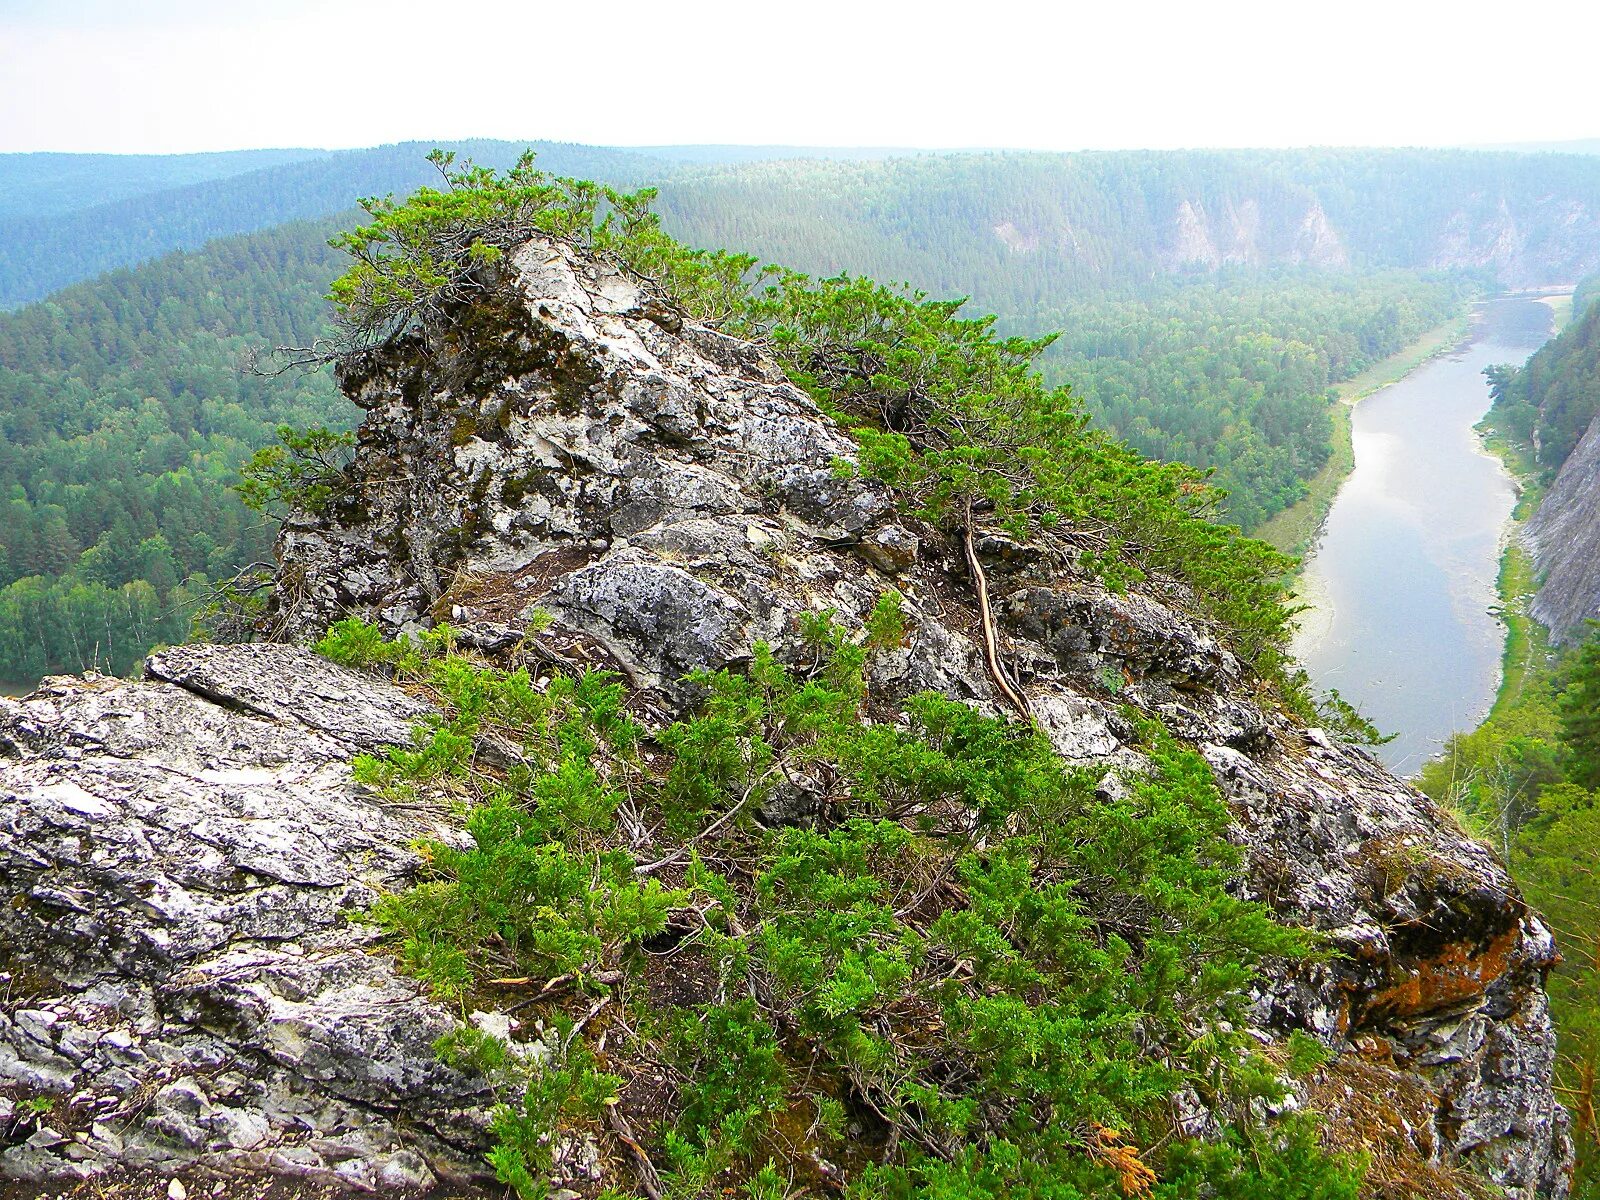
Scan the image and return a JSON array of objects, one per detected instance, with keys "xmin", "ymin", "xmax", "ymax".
[{"xmin": 322, "ymin": 618, "xmax": 1358, "ymax": 1199}]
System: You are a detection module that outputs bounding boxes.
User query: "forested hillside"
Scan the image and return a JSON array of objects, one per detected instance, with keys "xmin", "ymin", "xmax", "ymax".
[
  {"xmin": 1040, "ymin": 272, "xmax": 1471, "ymax": 527},
  {"xmin": 0, "ymin": 218, "xmax": 346, "ymax": 680},
  {"xmin": 8, "ymin": 144, "xmax": 1600, "ymax": 309},
  {"xmin": 654, "ymin": 148, "xmax": 1600, "ymax": 299},
  {"xmin": 1488, "ymin": 294, "xmax": 1600, "ymax": 475},
  {"xmin": 0, "ymin": 147, "xmax": 323, "ymax": 219}
]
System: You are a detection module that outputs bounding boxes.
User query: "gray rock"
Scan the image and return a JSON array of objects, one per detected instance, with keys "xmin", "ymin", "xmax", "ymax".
[
  {"xmin": 1529, "ymin": 406, "xmax": 1600, "ymax": 642},
  {"xmin": 0, "ymin": 645, "xmax": 490, "ymax": 1190}
]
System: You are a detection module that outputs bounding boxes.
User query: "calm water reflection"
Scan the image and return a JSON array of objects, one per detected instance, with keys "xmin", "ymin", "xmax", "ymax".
[{"xmin": 1293, "ymin": 296, "xmax": 1556, "ymax": 775}]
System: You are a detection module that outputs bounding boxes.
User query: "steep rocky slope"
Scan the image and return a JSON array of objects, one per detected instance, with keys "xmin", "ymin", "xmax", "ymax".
[
  {"xmin": 1, "ymin": 237, "xmax": 1573, "ymax": 1196},
  {"xmin": 1529, "ymin": 406, "xmax": 1600, "ymax": 643}
]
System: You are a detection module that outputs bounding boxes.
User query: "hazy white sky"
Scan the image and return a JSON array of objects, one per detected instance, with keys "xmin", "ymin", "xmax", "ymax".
[{"xmin": 3, "ymin": 0, "xmax": 1599, "ymax": 154}]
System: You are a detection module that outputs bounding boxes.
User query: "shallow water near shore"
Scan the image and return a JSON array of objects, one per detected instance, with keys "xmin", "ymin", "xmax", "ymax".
[{"xmin": 1292, "ymin": 295, "xmax": 1556, "ymax": 776}]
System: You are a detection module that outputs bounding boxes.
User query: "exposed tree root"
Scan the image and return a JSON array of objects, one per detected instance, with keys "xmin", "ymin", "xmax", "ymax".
[{"xmin": 962, "ymin": 499, "xmax": 1033, "ymax": 721}]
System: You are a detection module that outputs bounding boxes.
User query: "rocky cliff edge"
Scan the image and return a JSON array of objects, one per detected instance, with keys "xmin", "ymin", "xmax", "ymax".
[{"xmin": 0, "ymin": 237, "xmax": 1573, "ymax": 1197}]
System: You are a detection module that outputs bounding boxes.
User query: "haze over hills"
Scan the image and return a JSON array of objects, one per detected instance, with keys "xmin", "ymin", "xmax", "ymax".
[
  {"xmin": 0, "ymin": 141, "xmax": 668, "ymax": 309},
  {"xmin": 1470, "ymin": 137, "xmax": 1600, "ymax": 155},
  {"xmin": 653, "ymin": 148, "xmax": 1600, "ymax": 303},
  {"xmin": 0, "ymin": 147, "xmax": 326, "ymax": 219},
  {"xmin": 11, "ymin": 142, "xmax": 1600, "ymax": 309}
]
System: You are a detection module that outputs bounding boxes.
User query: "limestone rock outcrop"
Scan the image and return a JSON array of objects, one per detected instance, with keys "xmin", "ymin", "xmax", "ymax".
[
  {"xmin": 2, "ymin": 236, "xmax": 1573, "ymax": 1196},
  {"xmin": 0, "ymin": 644, "xmax": 489, "ymax": 1192}
]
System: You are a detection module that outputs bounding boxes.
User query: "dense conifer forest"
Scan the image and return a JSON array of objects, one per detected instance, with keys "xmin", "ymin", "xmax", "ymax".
[{"xmin": 0, "ymin": 219, "xmax": 347, "ymax": 678}]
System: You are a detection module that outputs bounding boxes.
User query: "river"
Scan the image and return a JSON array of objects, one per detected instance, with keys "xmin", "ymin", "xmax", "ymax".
[{"xmin": 1293, "ymin": 295, "xmax": 1558, "ymax": 776}]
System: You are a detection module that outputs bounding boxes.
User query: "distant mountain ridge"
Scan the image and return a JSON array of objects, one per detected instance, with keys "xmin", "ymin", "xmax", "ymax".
[
  {"xmin": 13, "ymin": 143, "xmax": 1600, "ymax": 308},
  {"xmin": 0, "ymin": 140, "xmax": 670, "ymax": 308},
  {"xmin": 652, "ymin": 149, "xmax": 1600, "ymax": 309},
  {"xmin": 0, "ymin": 147, "xmax": 326, "ymax": 219}
]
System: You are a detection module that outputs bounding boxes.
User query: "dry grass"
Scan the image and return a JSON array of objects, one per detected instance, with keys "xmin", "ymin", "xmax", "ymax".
[{"xmin": 1302, "ymin": 1055, "xmax": 1504, "ymax": 1200}]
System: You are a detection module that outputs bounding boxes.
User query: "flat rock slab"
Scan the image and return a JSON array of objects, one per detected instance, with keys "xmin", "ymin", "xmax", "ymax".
[{"xmin": 0, "ymin": 645, "xmax": 488, "ymax": 1192}]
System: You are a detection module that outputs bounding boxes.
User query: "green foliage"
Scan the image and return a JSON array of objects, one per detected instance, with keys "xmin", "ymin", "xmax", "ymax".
[
  {"xmin": 1560, "ymin": 623, "xmax": 1600, "ymax": 789},
  {"xmin": 863, "ymin": 588, "xmax": 907, "ymax": 650},
  {"xmin": 312, "ymin": 614, "xmax": 396, "ymax": 667},
  {"xmin": 1152, "ymin": 1120, "xmax": 1363, "ymax": 1200},
  {"xmin": 1036, "ymin": 272, "xmax": 1472, "ymax": 530},
  {"xmin": 235, "ymin": 424, "xmax": 354, "ymax": 517},
  {"xmin": 440, "ymin": 1020, "xmax": 622, "ymax": 1200},
  {"xmin": 1284, "ymin": 1030, "xmax": 1333, "ymax": 1078},
  {"xmin": 669, "ymin": 1000, "xmax": 787, "ymax": 1142},
  {"xmin": 719, "ymin": 263, "xmax": 1302, "ymax": 682},
  {"xmin": 328, "ymin": 617, "xmax": 1353, "ymax": 1197},
  {"xmin": 0, "ymin": 573, "xmax": 191, "ymax": 680},
  {"xmin": 317, "ymin": 623, "xmax": 658, "ymax": 999},
  {"xmin": 327, "ymin": 149, "xmax": 756, "ymax": 352},
  {"xmin": 1313, "ymin": 688, "xmax": 1396, "ymax": 747}
]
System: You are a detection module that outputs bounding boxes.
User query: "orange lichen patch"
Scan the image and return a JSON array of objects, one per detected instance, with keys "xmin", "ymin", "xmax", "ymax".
[
  {"xmin": 1304, "ymin": 1056, "xmax": 1501, "ymax": 1200},
  {"xmin": 1089, "ymin": 1123, "xmax": 1157, "ymax": 1198},
  {"xmin": 1363, "ymin": 922, "xmax": 1522, "ymax": 1025}
]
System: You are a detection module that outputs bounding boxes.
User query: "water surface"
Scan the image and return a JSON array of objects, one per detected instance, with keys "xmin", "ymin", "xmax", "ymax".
[{"xmin": 1293, "ymin": 296, "xmax": 1555, "ymax": 775}]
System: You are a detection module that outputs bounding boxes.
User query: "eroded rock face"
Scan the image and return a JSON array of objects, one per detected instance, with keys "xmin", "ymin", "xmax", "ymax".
[
  {"xmin": 0, "ymin": 645, "xmax": 490, "ymax": 1192},
  {"xmin": 3, "ymin": 237, "xmax": 1572, "ymax": 1195},
  {"xmin": 1528, "ymin": 407, "xmax": 1600, "ymax": 643}
]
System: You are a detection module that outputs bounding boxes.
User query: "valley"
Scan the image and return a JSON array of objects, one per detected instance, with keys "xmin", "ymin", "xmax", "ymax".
[{"xmin": 9, "ymin": 5, "xmax": 1600, "ymax": 1195}]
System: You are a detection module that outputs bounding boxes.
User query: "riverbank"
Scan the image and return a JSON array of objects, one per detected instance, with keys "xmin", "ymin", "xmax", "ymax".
[
  {"xmin": 1476, "ymin": 391, "xmax": 1556, "ymax": 722},
  {"xmin": 1469, "ymin": 288, "xmax": 1591, "ymax": 722},
  {"xmin": 1255, "ymin": 311, "xmax": 1475, "ymax": 556}
]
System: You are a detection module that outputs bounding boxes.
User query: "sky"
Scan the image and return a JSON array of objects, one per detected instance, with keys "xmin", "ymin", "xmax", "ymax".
[{"xmin": 3, "ymin": 0, "xmax": 1600, "ymax": 155}]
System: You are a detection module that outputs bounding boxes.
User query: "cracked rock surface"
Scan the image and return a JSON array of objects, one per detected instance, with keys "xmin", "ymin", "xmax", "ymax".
[{"xmin": 0, "ymin": 645, "xmax": 488, "ymax": 1193}]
